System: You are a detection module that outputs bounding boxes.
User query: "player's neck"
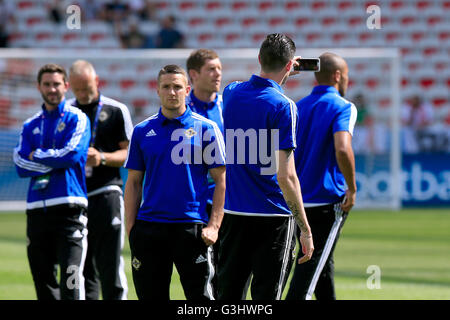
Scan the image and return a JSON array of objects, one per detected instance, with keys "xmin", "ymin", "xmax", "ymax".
[
  {"xmin": 44, "ymin": 100, "xmax": 62, "ymax": 112},
  {"xmin": 161, "ymin": 104, "xmax": 187, "ymax": 120},
  {"xmin": 193, "ymin": 89, "xmax": 216, "ymax": 103},
  {"xmin": 259, "ymin": 71, "xmax": 285, "ymax": 86}
]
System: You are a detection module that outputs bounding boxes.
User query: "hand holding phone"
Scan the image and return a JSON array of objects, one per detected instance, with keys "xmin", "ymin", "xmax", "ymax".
[{"xmin": 294, "ymin": 58, "xmax": 320, "ymax": 72}]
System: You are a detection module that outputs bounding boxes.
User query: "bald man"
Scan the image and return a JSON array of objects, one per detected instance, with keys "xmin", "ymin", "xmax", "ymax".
[
  {"xmin": 286, "ymin": 53, "xmax": 357, "ymax": 300},
  {"xmin": 69, "ymin": 60, "xmax": 133, "ymax": 300}
]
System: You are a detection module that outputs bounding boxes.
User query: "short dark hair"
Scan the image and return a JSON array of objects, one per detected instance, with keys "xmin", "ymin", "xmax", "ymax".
[
  {"xmin": 259, "ymin": 34, "xmax": 296, "ymax": 73},
  {"xmin": 186, "ymin": 49, "xmax": 219, "ymax": 73},
  {"xmin": 157, "ymin": 64, "xmax": 188, "ymax": 84},
  {"xmin": 37, "ymin": 63, "xmax": 67, "ymax": 84}
]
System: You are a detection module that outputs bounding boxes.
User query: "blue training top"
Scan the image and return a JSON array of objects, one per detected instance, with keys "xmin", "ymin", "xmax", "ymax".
[
  {"xmin": 295, "ymin": 85, "xmax": 357, "ymax": 205},
  {"xmin": 222, "ymin": 75, "xmax": 298, "ymax": 217},
  {"xmin": 13, "ymin": 100, "xmax": 91, "ymax": 210},
  {"xmin": 186, "ymin": 90, "xmax": 224, "ymax": 204},
  {"xmin": 124, "ymin": 106, "xmax": 225, "ymax": 224}
]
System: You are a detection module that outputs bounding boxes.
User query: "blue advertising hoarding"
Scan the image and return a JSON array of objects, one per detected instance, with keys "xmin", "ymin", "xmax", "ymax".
[{"xmin": 355, "ymin": 154, "xmax": 450, "ymax": 207}]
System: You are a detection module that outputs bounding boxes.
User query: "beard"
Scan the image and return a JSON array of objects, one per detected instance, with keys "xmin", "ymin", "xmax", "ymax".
[{"xmin": 41, "ymin": 92, "xmax": 63, "ymax": 108}]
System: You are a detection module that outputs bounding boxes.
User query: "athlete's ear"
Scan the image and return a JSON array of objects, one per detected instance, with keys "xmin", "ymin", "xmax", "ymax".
[
  {"xmin": 286, "ymin": 59, "xmax": 294, "ymax": 72},
  {"xmin": 334, "ymin": 69, "xmax": 341, "ymax": 84},
  {"xmin": 95, "ymin": 75, "xmax": 99, "ymax": 87},
  {"xmin": 188, "ymin": 69, "xmax": 197, "ymax": 85}
]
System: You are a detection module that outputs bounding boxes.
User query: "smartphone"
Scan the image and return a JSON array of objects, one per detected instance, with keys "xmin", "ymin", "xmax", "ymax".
[{"xmin": 294, "ymin": 58, "xmax": 320, "ymax": 72}]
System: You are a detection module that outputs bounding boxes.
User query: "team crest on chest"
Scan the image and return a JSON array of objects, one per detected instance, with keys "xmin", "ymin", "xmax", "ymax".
[
  {"xmin": 57, "ymin": 122, "xmax": 66, "ymax": 132},
  {"xmin": 99, "ymin": 110, "xmax": 108, "ymax": 121},
  {"xmin": 184, "ymin": 127, "xmax": 197, "ymax": 138}
]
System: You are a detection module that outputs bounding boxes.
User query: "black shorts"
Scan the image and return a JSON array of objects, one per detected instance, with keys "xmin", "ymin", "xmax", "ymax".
[
  {"xmin": 218, "ymin": 214, "xmax": 296, "ymax": 300},
  {"xmin": 129, "ymin": 220, "xmax": 215, "ymax": 300},
  {"xmin": 26, "ymin": 204, "xmax": 88, "ymax": 300}
]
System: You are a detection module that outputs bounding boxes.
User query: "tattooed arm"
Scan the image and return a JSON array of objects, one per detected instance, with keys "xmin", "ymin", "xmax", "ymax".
[{"xmin": 276, "ymin": 149, "xmax": 314, "ymax": 264}]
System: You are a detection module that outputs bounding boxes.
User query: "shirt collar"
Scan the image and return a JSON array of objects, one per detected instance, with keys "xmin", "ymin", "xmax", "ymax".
[
  {"xmin": 75, "ymin": 93, "xmax": 101, "ymax": 110},
  {"xmin": 158, "ymin": 105, "xmax": 192, "ymax": 126},
  {"xmin": 188, "ymin": 90, "xmax": 218, "ymax": 110},
  {"xmin": 311, "ymin": 85, "xmax": 340, "ymax": 96},
  {"xmin": 41, "ymin": 99, "xmax": 66, "ymax": 117},
  {"xmin": 249, "ymin": 75, "xmax": 283, "ymax": 93}
]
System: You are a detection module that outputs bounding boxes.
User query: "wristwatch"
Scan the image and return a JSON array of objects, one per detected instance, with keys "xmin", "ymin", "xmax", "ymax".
[{"xmin": 100, "ymin": 152, "xmax": 106, "ymax": 166}]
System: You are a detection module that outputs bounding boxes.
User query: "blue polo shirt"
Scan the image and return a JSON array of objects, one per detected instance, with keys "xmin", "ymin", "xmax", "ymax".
[
  {"xmin": 222, "ymin": 75, "xmax": 298, "ymax": 217},
  {"xmin": 186, "ymin": 90, "xmax": 224, "ymax": 134},
  {"xmin": 124, "ymin": 106, "xmax": 225, "ymax": 223},
  {"xmin": 186, "ymin": 90, "xmax": 224, "ymax": 204},
  {"xmin": 295, "ymin": 85, "xmax": 357, "ymax": 205}
]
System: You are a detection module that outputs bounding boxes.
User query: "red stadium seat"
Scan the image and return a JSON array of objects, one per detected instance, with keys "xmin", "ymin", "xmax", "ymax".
[
  {"xmin": 20, "ymin": 97, "xmax": 38, "ymax": 109},
  {"xmin": 416, "ymin": 1, "xmax": 432, "ymax": 10},
  {"xmin": 26, "ymin": 16, "xmax": 43, "ymax": 26},
  {"xmin": 89, "ymin": 33, "xmax": 107, "ymax": 42},
  {"xmin": 295, "ymin": 17, "xmax": 310, "ymax": 27},
  {"xmin": 97, "ymin": 79, "xmax": 108, "ymax": 89},
  {"xmin": 400, "ymin": 15, "xmax": 416, "ymax": 26},
  {"xmin": 401, "ymin": 77, "xmax": 410, "ymax": 87},
  {"xmin": 358, "ymin": 32, "xmax": 373, "ymax": 43},
  {"xmin": 17, "ymin": 1, "xmax": 34, "ymax": 9},
  {"xmin": 322, "ymin": 16, "xmax": 337, "ymax": 26},
  {"xmin": 147, "ymin": 80, "xmax": 158, "ymax": 90},
  {"xmin": 231, "ymin": 1, "xmax": 248, "ymax": 11},
  {"xmin": 252, "ymin": 33, "xmax": 266, "ymax": 44},
  {"xmin": 365, "ymin": 78, "xmax": 379, "ymax": 90},
  {"xmin": 242, "ymin": 17, "xmax": 258, "ymax": 27},
  {"xmin": 132, "ymin": 98, "xmax": 148, "ymax": 109},
  {"xmin": 62, "ymin": 32, "xmax": 79, "ymax": 42},
  {"xmin": 445, "ymin": 113, "xmax": 450, "ymax": 125},
  {"xmin": 306, "ymin": 32, "xmax": 322, "ymax": 43},
  {"xmin": 155, "ymin": 1, "xmax": 169, "ymax": 10},
  {"xmin": 427, "ymin": 15, "xmax": 443, "ymax": 28},
  {"xmin": 215, "ymin": 17, "xmax": 231, "ymax": 28},
  {"xmin": 390, "ymin": 0, "xmax": 405, "ymax": 10},
  {"xmin": 35, "ymin": 32, "xmax": 52, "ymax": 41},
  {"xmin": 268, "ymin": 17, "xmax": 285, "ymax": 27},
  {"xmin": 332, "ymin": 33, "xmax": 347, "ymax": 44},
  {"xmin": 285, "ymin": 2, "xmax": 301, "ymax": 10},
  {"xmin": 378, "ymin": 98, "xmax": 391, "ymax": 109},
  {"xmin": 432, "ymin": 97, "xmax": 448, "ymax": 108},
  {"xmin": 205, "ymin": 1, "xmax": 221, "ymax": 10},
  {"xmin": 258, "ymin": 1, "xmax": 273, "ymax": 10},
  {"xmin": 423, "ymin": 47, "xmax": 438, "ymax": 57},
  {"xmin": 411, "ymin": 32, "xmax": 426, "ymax": 43},
  {"xmin": 119, "ymin": 79, "xmax": 136, "ymax": 90},
  {"xmin": 198, "ymin": 33, "xmax": 213, "ymax": 43},
  {"xmin": 311, "ymin": 1, "xmax": 327, "ymax": 11},
  {"xmin": 419, "ymin": 77, "xmax": 435, "ymax": 89},
  {"xmin": 188, "ymin": 17, "xmax": 205, "ymax": 27},
  {"xmin": 347, "ymin": 16, "xmax": 363, "ymax": 27},
  {"xmin": 337, "ymin": 1, "xmax": 354, "ymax": 11},
  {"xmin": 178, "ymin": 1, "xmax": 196, "ymax": 10},
  {"xmin": 438, "ymin": 32, "xmax": 450, "ymax": 42}
]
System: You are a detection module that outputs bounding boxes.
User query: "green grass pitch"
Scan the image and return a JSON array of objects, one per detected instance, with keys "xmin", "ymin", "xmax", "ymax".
[{"xmin": 0, "ymin": 208, "xmax": 449, "ymax": 300}]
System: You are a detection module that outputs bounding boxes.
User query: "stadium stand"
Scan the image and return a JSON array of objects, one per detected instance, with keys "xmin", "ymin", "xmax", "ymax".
[{"xmin": 1, "ymin": 0, "xmax": 449, "ymax": 129}]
